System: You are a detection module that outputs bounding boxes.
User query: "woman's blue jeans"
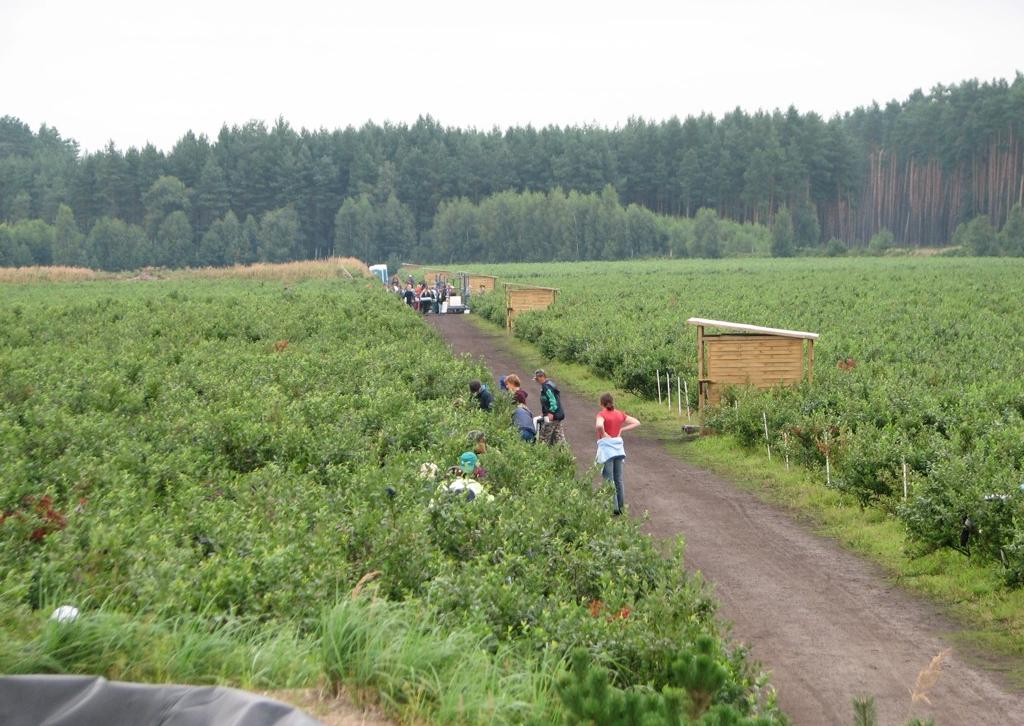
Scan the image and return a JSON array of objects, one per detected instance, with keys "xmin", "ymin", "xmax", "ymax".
[{"xmin": 602, "ymin": 455, "xmax": 625, "ymax": 514}]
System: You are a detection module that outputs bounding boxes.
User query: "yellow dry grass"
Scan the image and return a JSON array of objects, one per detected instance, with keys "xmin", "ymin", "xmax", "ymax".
[
  {"xmin": 909, "ymin": 648, "xmax": 951, "ymax": 706},
  {"xmin": 0, "ymin": 266, "xmax": 101, "ymax": 283},
  {"xmin": 2, "ymin": 258, "xmax": 371, "ymax": 285},
  {"xmin": 173, "ymin": 257, "xmax": 370, "ymax": 282}
]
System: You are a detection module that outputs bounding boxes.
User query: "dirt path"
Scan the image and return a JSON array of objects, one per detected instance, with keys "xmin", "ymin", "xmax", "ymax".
[
  {"xmin": 260, "ymin": 689, "xmax": 393, "ymax": 726},
  {"xmin": 427, "ymin": 314, "xmax": 1021, "ymax": 725}
]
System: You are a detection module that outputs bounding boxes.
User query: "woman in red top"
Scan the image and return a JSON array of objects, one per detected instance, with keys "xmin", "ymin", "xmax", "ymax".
[{"xmin": 595, "ymin": 393, "xmax": 640, "ymax": 515}]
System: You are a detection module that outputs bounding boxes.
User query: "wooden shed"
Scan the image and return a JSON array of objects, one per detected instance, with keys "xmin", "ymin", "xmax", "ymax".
[
  {"xmin": 467, "ymin": 274, "xmax": 498, "ymax": 294},
  {"xmin": 421, "ymin": 269, "xmax": 453, "ymax": 285},
  {"xmin": 505, "ymin": 284, "xmax": 559, "ymax": 329},
  {"xmin": 686, "ymin": 318, "xmax": 818, "ymax": 414}
]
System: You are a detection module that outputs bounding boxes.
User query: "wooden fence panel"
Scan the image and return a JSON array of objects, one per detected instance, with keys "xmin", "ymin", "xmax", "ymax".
[
  {"xmin": 505, "ymin": 286, "xmax": 558, "ymax": 328},
  {"xmin": 704, "ymin": 335, "xmax": 806, "ymax": 405},
  {"xmin": 467, "ymin": 275, "xmax": 497, "ymax": 294}
]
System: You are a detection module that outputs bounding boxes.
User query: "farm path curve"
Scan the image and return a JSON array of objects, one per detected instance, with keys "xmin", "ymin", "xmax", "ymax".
[{"xmin": 426, "ymin": 313, "xmax": 1021, "ymax": 726}]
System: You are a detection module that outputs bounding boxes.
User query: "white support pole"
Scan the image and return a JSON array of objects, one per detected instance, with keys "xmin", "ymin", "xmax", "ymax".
[
  {"xmin": 656, "ymin": 370, "xmax": 662, "ymax": 405},
  {"xmin": 667, "ymin": 374, "xmax": 672, "ymax": 410},
  {"xmin": 902, "ymin": 458, "xmax": 909, "ymax": 500},
  {"xmin": 783, "ymin": 432, "xmax": 790, "ymax": 470},
  {"xmin": 762, "ymin": 411, "xmax": 772, "ymax": 461},
  {"xmin": 825, "ymin": 432, "xmax": 831, "ymax": 486},
  {"xmin": 683, "ymin": 379, "xmax": 691, "ymax": 421},
  {"xmin": 677, "ymin": 376, "xmax": 682, "ymax": 416}
]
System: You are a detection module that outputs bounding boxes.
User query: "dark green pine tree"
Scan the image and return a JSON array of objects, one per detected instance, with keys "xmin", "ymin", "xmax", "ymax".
[
  {"xmin": 998, "ymin": 203, "xmax": 1024, "ymax": 256},
  {"xmin": 334, "ymin": 194, "xmax": 376, "ymax": 260},
  {"xmin": 52, "ymin": 203, "xmax": 86, "ymax": 266},
  {"xmin": 143, "ymin": 175, "xmax": 190, "ymax": 241},
  {"xmin": 693, "ymin": 207, "xmax": 722, "ymax": 258},
  {"xmin": 770, "ymin": 206, "xmax": 795, "ymax": 257},
  {"xmin": 241, "ymin": 213, "xmax": 260, "ymax": 264},
  {"xmin": 791, "ymin": 198, "xmax": 821, "ymax": 247},
  {"xmin": 155, "ymin": 210, "xmax": 194, "ymax": 268},
  {"xmin": 86, "ymin": 217, "xmax": 150, "ymax": 271},
  {"xmin": 220, "ymin": 211, "xmax": 248, "ymax": 265},
  {"xmin": 193, "ymin": 157, "xmax": 230, "ymax": 240},
  {"xmin": 257, "ymin": 206, "xmax": 301, "ymax": 262}
]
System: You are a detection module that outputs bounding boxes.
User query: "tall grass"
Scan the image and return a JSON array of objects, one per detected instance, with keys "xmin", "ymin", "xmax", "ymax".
[
  {"xmin": 0, "ymin": 265, "xmax": 100, "ymax": 283},
  {"xmin": 0, "ymin": 595, "xmax": 561, "ymax": 725},
  {"xmin": 0, "ymin": 257, "xmax": 369, "ymax": 285},
  {"xmin": 173, "ymin": 257, "xmax": 370, "ymax": 282},
  {"xmin": 321, "ymin": 597, "xmax": 560, "ymax": 724},
  {"xmin": 0, "ymin": 608, "xmax": 319, "ymax": 689}
]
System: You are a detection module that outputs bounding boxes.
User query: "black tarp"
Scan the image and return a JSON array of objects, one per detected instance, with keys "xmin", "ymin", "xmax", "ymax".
[{"xmin": 0, "ymin": 675, "xmax": 323, "ymax": 726}]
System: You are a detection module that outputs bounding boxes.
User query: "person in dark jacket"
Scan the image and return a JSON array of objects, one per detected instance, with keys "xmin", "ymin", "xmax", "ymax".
[
  {"xmin": 468, "ymin": 380, "xmax": 493, "ymax": 411},
  {"xmin": 533, "ymin": 369, "xmax": 566, "ymax": 445}
]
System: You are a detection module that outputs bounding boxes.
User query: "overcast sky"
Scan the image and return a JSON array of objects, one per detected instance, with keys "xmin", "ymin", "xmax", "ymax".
[{"xmin": 1, "ymin": 0, "xmax": 1021, "ymax": 154}]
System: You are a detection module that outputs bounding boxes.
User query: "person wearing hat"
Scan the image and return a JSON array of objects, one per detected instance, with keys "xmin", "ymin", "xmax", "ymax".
[
  {"xmin": 533, "ymin": 369, "xmax": 566, "ymax": 445},
  {"xmin": 458, "ymin": 450, "xmax": 487, "ymax": 480},
  {"xmin": 468, "ymin": 380, "xmax": 493, "ymax": 411},
  {"xmin": 432, "ymin": 452, "xmax": 493, "ymax": 504},
  {"xmin": 459, "ymin": 451, "xmax": 479, "ymax": 473}
]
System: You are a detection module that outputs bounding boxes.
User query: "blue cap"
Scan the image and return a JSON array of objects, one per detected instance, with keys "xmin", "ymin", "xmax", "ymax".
[{"xmin": 459, "ymin": 452, "xmax": 479, "ymax": 470}]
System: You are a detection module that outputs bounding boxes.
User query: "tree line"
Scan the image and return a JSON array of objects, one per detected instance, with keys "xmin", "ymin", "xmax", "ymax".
[{"xmin": 1, "ymin": 74, "xmax": 1023, "ymax": 269}]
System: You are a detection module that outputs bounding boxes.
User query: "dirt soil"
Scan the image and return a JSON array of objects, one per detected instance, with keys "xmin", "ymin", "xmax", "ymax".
[
  {"xmin": 259, "ymin": 688, "xmax": 394, "ymax": 726},
  {"xmin": 428, "ymin": 313, "xmax": 1022, "ymax": 726}
]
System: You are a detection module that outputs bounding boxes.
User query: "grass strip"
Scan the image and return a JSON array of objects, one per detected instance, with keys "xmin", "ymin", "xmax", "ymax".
[{"xmin": 0, "ymin": 593, "xmax": 560, "ymax": 724}]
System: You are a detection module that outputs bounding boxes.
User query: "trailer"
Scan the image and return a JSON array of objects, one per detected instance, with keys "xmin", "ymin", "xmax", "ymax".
[{"xmin": 434, "ymin": 271, "xmax": 471, "ymax": 314}]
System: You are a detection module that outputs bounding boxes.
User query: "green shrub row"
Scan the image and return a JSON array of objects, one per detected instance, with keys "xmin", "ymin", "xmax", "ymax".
[
  {"xmin": 470, "ymin": 257, "xmax": 1024, "ymax": 584},
  {"xmin": 0, "ymin": 278, "xmax": 781, "ymax": 722}
]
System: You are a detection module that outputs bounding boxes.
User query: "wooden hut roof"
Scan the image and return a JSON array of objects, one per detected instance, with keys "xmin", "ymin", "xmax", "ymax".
[
  {"xmin": 503, "ymin": 282, "xmax": 559, "ymax": 292},
  {"xmin": 686, "ymin": 318, "xmax": 819, "ymax": 340}
]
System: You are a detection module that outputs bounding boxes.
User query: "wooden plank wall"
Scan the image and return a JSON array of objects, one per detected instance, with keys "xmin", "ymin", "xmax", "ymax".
[
  {"xmin": 704, "ymin": 335, "xmax": 805, "ymax": 405},
  {"xmin": 422, "ymin": 270, "xmax": 453, "ymax": 285},
  {"xmin": 468, "ymin": 275, "xmax": 497, "ymax": 294},
  {"xmin": 506, "ymin": 287, "xmax": 557, "ymax": 328}
]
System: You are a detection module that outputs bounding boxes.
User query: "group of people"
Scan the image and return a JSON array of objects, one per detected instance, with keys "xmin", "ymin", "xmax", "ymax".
[
  {"xmin": 423, "ymin": 434, "xmax": 495, "ymax": 505},
  {"xmin": 469, "ymin": 370, "xmax": 564, "ymax": 445},
  {"xmin": 468, "ymin": 369, "xmax": 640, "ymax": 516},
  {"xmin": 391, "ymin": 275, "xmax": 455, "ymax": 314}
]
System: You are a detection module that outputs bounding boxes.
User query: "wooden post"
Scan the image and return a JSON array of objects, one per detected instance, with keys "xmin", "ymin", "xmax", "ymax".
[
  {"xmin": 808, "ymin": 339, "xmax": 815, "ymax": 384},
  {"xmin": 696, "ymin": 325, "xmax": 704, "ymax": 416},
  {"xmin": 656, "ymin": 370, "xmax": 662, "ymax": 405},
  {"xmin": 667, "ymin": 373, "xmax": 672, "ymax": 409},
  {"xmin": 683, "ymin": 379, "xmax": 691, "ymax": 421}
]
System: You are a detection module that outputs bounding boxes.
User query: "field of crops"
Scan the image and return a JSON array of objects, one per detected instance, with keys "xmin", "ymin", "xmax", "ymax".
[
  {"xmin": 0, "ymin": 277, "xmax": 781, "ymax": 723},
  {"xmin": 470, "ymin": 257, "xmax": 1024, "ymax": 584}
]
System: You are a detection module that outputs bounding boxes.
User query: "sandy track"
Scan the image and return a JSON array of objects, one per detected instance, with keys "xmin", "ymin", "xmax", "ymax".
[{"xmin": 427, "ymin": 313, "xmax": 1021, "ymax": 725}]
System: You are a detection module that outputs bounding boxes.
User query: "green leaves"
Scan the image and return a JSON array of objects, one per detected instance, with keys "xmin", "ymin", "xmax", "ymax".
[
  {"xmin": 0, "ymin": 278, "xmax": 778, "ymax": 721},
  {"xmin": 479, "ymin": 256, "xmax": 1024, "ymax": 582}
]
